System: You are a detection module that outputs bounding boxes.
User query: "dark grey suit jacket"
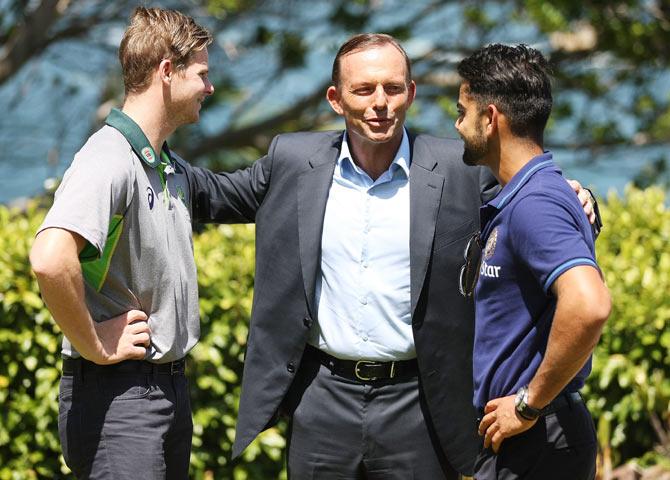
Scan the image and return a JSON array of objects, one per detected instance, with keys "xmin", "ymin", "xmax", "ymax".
[{"xmin": 188, "ymin": 130, "xmax": 497, "ymax": 475}]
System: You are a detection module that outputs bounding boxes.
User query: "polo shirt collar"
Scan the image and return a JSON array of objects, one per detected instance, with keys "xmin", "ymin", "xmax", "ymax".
[
  {"xmin": 486, "ymin": 151, "xmax": 559, "ymax": 211},
  {"xmin": 338, "ymin": 128, "xmax": 411, "ymax": 178},
  {"xmin": 105, "ymin": 108, "xmax": 172, "ymax": 169}
]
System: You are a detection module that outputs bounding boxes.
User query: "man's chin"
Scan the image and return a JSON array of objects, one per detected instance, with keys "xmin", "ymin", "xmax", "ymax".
[
  {"xmin": 362, "ymin": 127, "xmax": 401, "ymax": 144},
  {"xmin": 184, "ymin": 112, "xmax": 200, "ymax": 125},
  {"xmin": 462, "ymin": 154, "xmax": 481, "ymax": 167}
]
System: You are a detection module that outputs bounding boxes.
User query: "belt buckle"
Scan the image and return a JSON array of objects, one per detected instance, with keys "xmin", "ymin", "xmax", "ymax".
[{"xmin": 354, "ymin": 360, "xmax": 391, "ymax": 381}]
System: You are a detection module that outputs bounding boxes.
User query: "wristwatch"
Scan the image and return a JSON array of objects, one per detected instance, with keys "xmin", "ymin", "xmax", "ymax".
[{"xmin": 515, "ymin": 385, "xmax": 542, "ymax": 421}]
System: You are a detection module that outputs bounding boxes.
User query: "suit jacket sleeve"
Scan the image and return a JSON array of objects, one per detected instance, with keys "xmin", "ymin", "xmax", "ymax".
[
  {"xmin": 185, "ymin": 136, "xmax": 278, "ymax": 224},
  {"xmin": 479, "ymin": 165, "xmax": 500, "ymax": 205}
]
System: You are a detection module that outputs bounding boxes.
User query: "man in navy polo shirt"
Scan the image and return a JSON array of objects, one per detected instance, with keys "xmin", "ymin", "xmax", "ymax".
[{"xmin": 455, "ymin": 44, "xmax": 611, "ymax": 479}]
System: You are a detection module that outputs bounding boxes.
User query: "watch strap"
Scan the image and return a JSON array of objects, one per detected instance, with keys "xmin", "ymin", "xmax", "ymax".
[{"xmin": 515, "ymin": 385, "xmax": 542, "ymax": 420}]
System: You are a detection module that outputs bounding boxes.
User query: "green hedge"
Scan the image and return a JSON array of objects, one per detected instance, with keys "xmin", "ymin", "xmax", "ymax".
[
  {"xmin": 584, "ymin": 186, "xmax": 670, "ymax": 467},
  {"xmin": 0, "ymin": 205, "xmax": 284, "ymax": 479},
  {"xmin": 0, "ymin": 186, "xmax": 668, "ymax": 478}
]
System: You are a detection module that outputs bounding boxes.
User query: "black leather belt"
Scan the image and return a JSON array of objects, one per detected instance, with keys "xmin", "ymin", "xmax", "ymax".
[
  {"xmin": 477, "ymin": 391, "xmax": 583, "ymax": 421},
  {"xmin": 62, "ymin": 357, "xmax": 186, "ymax": 376},
  {"xmin": 306, "ymin": 345, "xmax": 418, "ymax": 383}
]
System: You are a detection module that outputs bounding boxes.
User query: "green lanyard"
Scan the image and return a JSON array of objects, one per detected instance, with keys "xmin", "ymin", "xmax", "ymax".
[{"xmin": 157, "ymin": 151, "xmax": 172, "ymax": 207}]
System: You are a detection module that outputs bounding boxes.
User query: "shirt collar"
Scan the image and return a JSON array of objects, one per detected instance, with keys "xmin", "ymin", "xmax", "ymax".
[
  {"xmin": 105, "ymin": 108, "xmax": 172, "ymax": 169},
  {"xmin": 338, "ymin": 128, "xmax": 411, "ymax": 178},
  {"xmin": 487, "ymin": 151, "xmax": 560, "ymax": 210}
]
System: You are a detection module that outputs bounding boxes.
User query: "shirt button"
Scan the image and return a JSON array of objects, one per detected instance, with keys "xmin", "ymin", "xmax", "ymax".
[
  {"xmin": 287, "ymin": 362, "xmax": 296, "ymax": 373},
  {"xmin": 362, "ymin": 335, "xmax": 369, "ymax": 342},
  {"xmin": 360, "ymin": 297, "xmax": 367, "ymax": 305},
  {"xmin": 303, "ymin": 317, "xmax": 313, "ymax": 328}
]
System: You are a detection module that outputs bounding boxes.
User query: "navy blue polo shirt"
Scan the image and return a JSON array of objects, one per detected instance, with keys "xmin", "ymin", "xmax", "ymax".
[{"xmin": 473, "ymin": 152, "xmax": 599, "ymax": 410}]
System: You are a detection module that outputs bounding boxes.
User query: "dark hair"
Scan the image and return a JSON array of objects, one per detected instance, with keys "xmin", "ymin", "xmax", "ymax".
[
  {"xmin": 332, "ymin": 33, "xmax": 412, "ymax": 86},
  {"xmin": 457, "ymin": 44, "xmax": 552, "ymax": 143}
]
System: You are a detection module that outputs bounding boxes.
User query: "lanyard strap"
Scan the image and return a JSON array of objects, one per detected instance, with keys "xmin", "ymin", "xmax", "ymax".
[{"xmin": 157, "ymin": 151, "xmax": 173, "ymax": 207}]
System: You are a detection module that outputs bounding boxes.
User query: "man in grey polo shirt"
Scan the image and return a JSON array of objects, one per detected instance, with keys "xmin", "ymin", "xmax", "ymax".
[{"xmin": 29, "ymin": 7, "xmax": 213, "ymax": 479}]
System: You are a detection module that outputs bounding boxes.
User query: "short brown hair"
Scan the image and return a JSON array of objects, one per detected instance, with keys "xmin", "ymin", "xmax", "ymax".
[
  {"xmin": 119, "ymin": 7, "xmax": 213, "ymax": 94},
  {"xmin": 331, "ymin": 33, "xmax": 412, "ymax": 87}
]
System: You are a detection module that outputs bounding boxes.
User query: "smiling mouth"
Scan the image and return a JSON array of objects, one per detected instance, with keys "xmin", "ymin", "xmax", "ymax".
[{"xmin": 366, "ymin": 118, "xmax": 393, "ymax": 126}]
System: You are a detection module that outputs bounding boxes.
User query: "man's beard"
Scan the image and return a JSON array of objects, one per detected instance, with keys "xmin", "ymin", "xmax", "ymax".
[{"xmin": 462, "ymin": 130, "xmax": 488, "ymax": 166}]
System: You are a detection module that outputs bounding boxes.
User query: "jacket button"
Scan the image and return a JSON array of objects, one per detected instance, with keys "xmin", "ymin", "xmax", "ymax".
[
  {"xmin": 303, "ymin": 317, "xmax": 313, "ymax": 328},
  {"xmin": 287, "ymin": 362, "xmax": 296, "ymax": 373}
]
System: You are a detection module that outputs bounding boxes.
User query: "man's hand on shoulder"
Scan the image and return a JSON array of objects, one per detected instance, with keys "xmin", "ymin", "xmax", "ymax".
[
  {"xmin": 478, "ymin": 395, "xmax": 537, "ymax": 453},
  {"xmin": 567, "ymin": 179, "xmax": 596, "ymax": 225},
  {"xmin": 89, "ymin": 310, "xmax": 151, "ymax": 365}
]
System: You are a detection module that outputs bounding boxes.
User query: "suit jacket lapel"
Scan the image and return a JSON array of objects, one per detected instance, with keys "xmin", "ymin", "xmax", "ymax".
[
  {"xmin": 297, "ymin": 134, "xmax": 341, "ymax": 319},
  {"xmin": 409, "ymin": 135, "xmax": 445, "ymax": 317}
]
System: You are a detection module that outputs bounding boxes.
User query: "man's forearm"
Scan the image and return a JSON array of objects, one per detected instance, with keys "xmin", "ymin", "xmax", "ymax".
[
  {"xmin": 31, "ymin": 230, "xmax": 104, "ymax": 360},
  {"xmin": 31, "ymin": 228, "xmax": 150, "ymax": 364},
  {"xmin": 528, "ymin": 306, "xmax": 600, "ymax": 408},
  {"xmin": 188, "ymin": 157, "xmax": 269, "ymax": 225},
  {"xmin": 527, "ymin": 266, "xmax": 610, "ymax": 408}
]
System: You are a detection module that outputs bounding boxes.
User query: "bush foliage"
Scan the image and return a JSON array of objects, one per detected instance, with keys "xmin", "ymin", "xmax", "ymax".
[
  {"xmin": 0, "ymin": 186, "xmax": 668, "ymax": 478},
  {"xmin": 585, "ymin": 186, "xmax": 670, "ymax": 467}
]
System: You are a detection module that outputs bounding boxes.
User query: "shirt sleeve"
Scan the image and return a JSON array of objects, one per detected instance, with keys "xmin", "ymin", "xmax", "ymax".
[
  {"xmin": 38, "ymin": 138, "xmax": 135, "ymax": 258},
  {"xmin": 508, "ymin": 190, "xmax": 598, "ymax": 294}
]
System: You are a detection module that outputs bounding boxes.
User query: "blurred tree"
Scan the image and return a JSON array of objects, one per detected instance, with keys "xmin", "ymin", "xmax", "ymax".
[
  {"xmin": 0, "ymin": 0, "xmax": 669, "ymax": 199},
  {"xmin": 517, "ymin": 1, "xmax": 670, "ymax": 155}
]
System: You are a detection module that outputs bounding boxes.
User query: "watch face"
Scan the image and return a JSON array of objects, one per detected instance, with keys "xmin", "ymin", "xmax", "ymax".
[
  {"xmin": 515, "ymin": 386, "xmax": 540, "ymax": 420},
  {"xmin": 515, "ymin": 387, "xmax": 527, "ymax": 408}
]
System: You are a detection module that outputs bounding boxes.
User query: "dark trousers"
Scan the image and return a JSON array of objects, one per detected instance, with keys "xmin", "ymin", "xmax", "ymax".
[
  {"xmin": 58, "ymin": 361, "xmax": 192, "ymax": 479},
  {"xmin": 283, "ymin": 353, "xmax": 459, "ymax": 480},
  {"xmin": 473, "ymin": 399, "xmax": 597, "ymax": 480}
]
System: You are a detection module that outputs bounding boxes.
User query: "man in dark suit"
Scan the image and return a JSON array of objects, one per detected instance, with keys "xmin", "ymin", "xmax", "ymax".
[{"xmin": 188, "ymin": 34, "xmax": 593, "ymax": 479}]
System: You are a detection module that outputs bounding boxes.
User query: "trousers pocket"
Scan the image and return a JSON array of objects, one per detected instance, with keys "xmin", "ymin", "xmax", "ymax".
[
  {"xmin": 102, "ymin": 373, "xmax": 153, "ymax": 401},
  {"xmin": 545, "ymin": 403, "xmax": 597, "ymax": 449}
]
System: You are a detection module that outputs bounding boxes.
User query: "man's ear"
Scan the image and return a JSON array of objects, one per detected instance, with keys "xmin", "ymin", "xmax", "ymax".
[
  {"xmin": 326, "ymin": 85, "xmax": 344, "ymax": 115},
  {"xmin": 485, "ymin": 104, "xmax": 499, "ymax": 137},
  {"xmin": 158, "ymin": 59, "xmax": 174, "ymax": 86},
  {"xmin": 407, "ymin": 80, "xmax": 417, "ymax": 105}
]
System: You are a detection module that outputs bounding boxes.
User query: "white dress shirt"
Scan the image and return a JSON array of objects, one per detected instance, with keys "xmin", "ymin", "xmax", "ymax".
[{"xmin": 309, "ymin": 130, "xmax": 414, "ymax": 361}]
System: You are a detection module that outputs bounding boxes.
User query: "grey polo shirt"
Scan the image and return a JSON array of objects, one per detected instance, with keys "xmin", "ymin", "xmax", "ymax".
[{"xmin": 38, "ymin": 110, "xmax": 199, "ymax": 363}]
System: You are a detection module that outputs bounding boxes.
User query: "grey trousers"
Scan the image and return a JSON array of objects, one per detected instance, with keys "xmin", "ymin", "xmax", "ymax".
[
  {"xmin": 58, "ymin": 364, "xmax": 192, "ymax": 479},
  {"xmin": 283, "ymin": 354, "xmax": 459, "ymax": 480},
  {"xmin": 473, "ymin": 399, "xmax": 597, "ymax": 480}
]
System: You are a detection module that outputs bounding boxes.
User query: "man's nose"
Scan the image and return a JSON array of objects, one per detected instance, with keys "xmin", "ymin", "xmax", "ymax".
[{"xmin": 372, "ymin": 85, "xmax": 387, "ymax": 109}]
